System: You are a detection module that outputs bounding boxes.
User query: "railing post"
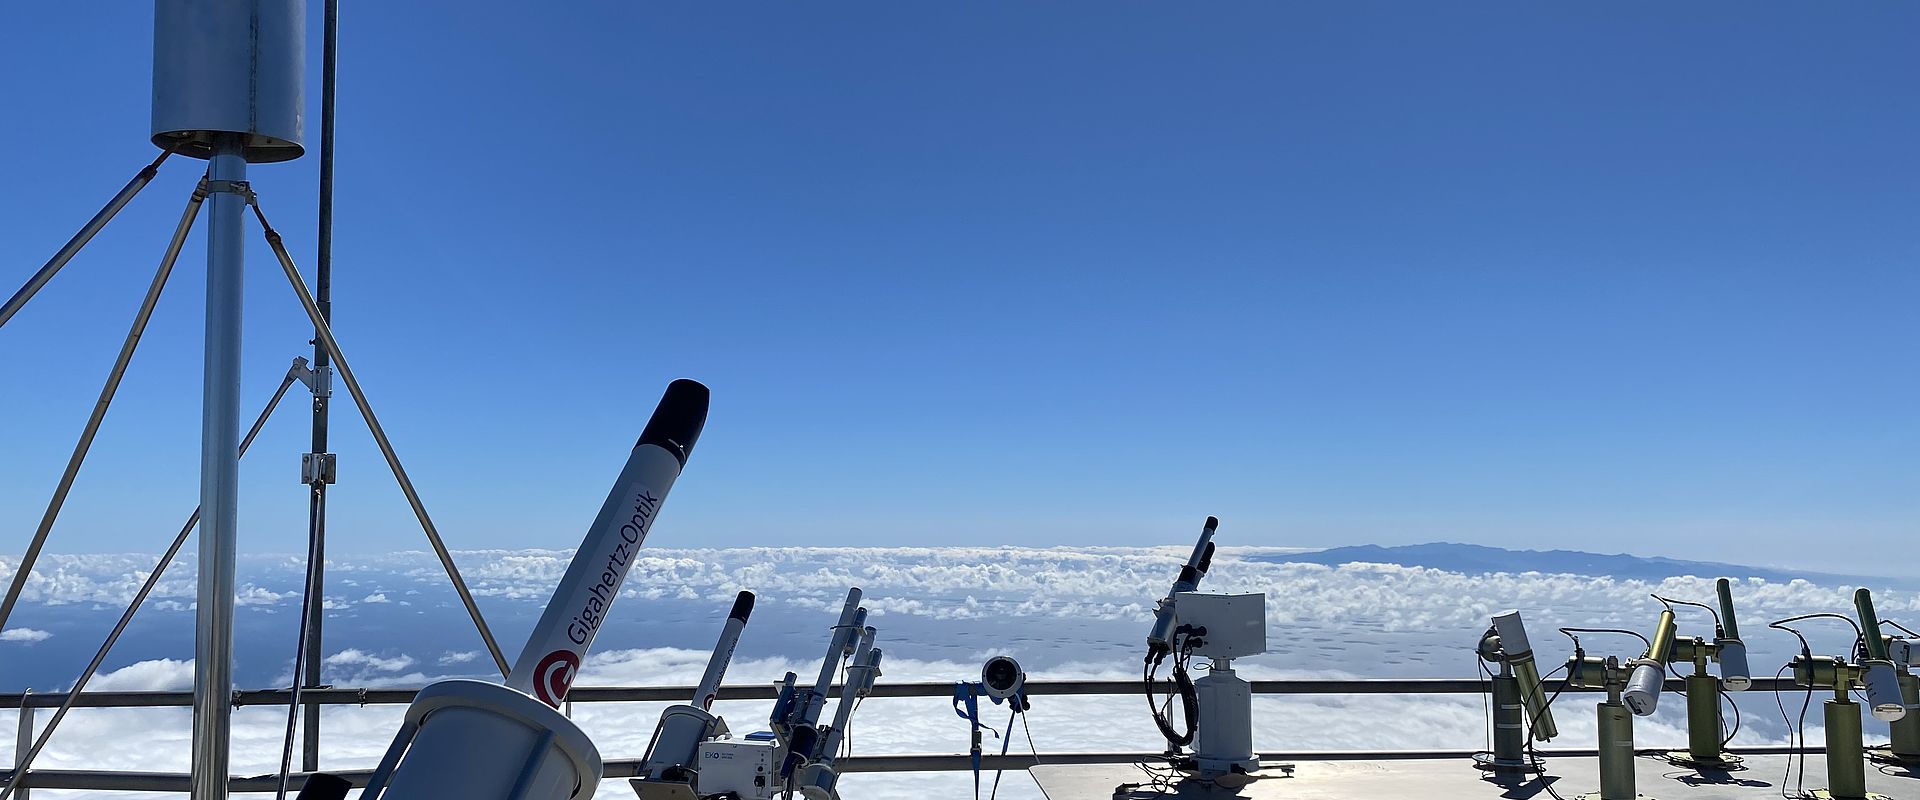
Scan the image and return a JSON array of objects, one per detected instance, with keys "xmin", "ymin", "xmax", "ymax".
[{"xmin": 14, "ymin": 693, "xmax": 33, "ymax": 800}]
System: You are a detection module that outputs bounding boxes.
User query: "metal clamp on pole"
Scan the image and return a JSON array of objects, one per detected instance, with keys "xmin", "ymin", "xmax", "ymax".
[
  {"xmin": 290, "ymin": 358, "xmax": 337, "ymax": 486},
  {"xmin": 300, "ymin": 454, "xmax": 337, "ymax": 486},
  {"xmin": 291, "ymin": 356, "xmax": 334, "ymax": 398},
  {"xmin": 203, "ymin": 179, "xmax": 254, "ymax": 201}
]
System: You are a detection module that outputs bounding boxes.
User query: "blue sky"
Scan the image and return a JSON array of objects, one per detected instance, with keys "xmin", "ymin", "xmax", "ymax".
[{"xmin": 1, "ymin": 2, "xmax": 1914, "ymax": 570}]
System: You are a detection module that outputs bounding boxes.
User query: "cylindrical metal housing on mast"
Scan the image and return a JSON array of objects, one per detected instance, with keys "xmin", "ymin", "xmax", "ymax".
[{"xmin": 153, "ymin": 0, "xmax": 306, "ymax": 162}]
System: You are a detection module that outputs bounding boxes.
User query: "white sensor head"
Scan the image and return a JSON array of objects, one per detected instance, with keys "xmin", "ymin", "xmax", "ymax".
[
  {"xmin": 1862, "ymin": 660, "xmax": 1909, "ymax": 722},
  {"xmin": 1490, "ymin": 610, "xmax": 1534, "ymax": 660},
  {"xmin": 981, "ymin": 656, "xmax": 1025, "ymax": 701},
  {"xmin": 1623, "ymin": 661, "xmax": 1664, "ymax": 716},
  {"xmin": 1890, "ymin": 638, "xmax": 1918, "ymax": 669},
  {"xmin": 1715, "ymin": 638, "xmax": 1752, "ymax": 692}
]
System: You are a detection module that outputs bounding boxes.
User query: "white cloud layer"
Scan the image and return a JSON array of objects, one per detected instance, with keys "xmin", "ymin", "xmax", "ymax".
[
  {"xmin": 0, "ymin": 546, "xmax": 1913, "ymax": 799},
  {"xmin": 1, "ymin": 646, "xmax": 1888, "ymax": 800}
]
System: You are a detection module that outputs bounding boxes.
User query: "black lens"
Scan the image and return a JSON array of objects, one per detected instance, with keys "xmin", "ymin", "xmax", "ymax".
[{"xmin": 985, "ymin": 658, "xmax": 1018, "ymax": 689}]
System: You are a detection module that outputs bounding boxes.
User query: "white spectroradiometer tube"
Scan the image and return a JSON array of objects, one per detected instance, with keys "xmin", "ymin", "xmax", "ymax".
[{"xmin": 506, "ymin": 378, "xmax": 709, "ymax": 706}]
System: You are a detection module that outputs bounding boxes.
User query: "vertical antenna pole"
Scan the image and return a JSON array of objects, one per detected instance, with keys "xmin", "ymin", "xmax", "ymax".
[
  {"xmin": 192, "ymin": 137, "xmax": 248, "ymax": 800},
  {"xmin": 301, "ymin": 0, "xmax": 341, "ymax": 774}
]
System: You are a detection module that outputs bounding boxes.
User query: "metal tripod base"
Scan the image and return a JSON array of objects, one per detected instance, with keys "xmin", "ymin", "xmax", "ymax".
[
  {"xmin": 1866, "ymin": 745, "xmax": 1920, "ymax": 769},
  {"xmin": 1661, "ymin": 750, "xmax": 1744, "ymax": 770},
  {"xmin": 1470, "ymin": 753, "xmax": 1544, "ymax": 774}
]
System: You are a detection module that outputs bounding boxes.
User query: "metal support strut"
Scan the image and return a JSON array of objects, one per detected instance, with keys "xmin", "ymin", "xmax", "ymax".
[
  {"xmin": 0, "ymin": 176, "xmax": 206, "ymax": 638},
  {"xmin": 247, "ymin": 198, "xmax": 510, "ymax": 677},
  {"xmin": 0, "ymin": 149, "xmax": 172, "ymax": 329},
  {"xmin": 0, "ymin": 363, "xmax": 301, "ymax": 800}
]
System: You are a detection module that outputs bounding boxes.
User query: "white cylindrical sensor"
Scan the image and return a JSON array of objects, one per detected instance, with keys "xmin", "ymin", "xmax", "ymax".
[
  {"xmin": 692, "ymin": 591, "xmax": 754, "ymax": 710},
  {"xmin": 1864, "ymin": 660, "xmax": 1909, "ymax": 722},
  {"xmin": 802, "ymin": 590, "xmax": 864, "ymax": 727},
  {"xmin": 152, "ymin": 0, "xmax": 305, "ymax": 162},
  {"xmin": 1716, "ymin": 638, "xmax": 1752, "ymax": 691},
  {"xmin": 1623, "ymin": 661, "xmax": 1664, "ymax": 716},
  {"xmin": 1891, "ymin": 638, "xmax": 1919, "ymax": 668},
  {"xmin": 372, "ymin": 680, "xmax": 601, "ymax": 800},
  {"xmin": 639, "ymin": 705, "xmax": 718, "ymax": 782},
  {"xmin": 506, "ymin": 380, "xmax": 708, "ymax": 707}
]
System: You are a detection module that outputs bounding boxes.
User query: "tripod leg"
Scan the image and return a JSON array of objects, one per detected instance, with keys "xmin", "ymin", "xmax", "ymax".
[
  {"xmin": 0, "ymin": 179, "xmax": 208, "ymax": 636},
  {"xmin": 0, "ymin": 150, "xmax": 174, "ymax": 329},
  {"xmin": 248, "ymin": 199, "xmax": 511, "ymax": 677},
  {"xmin": 0, "ymin": 365, "xmax": 300, "ymax": 800}
]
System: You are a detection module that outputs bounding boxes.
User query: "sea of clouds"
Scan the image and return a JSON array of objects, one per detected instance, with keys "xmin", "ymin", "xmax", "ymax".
[{"xmin": 2, "ymin": 545, "xmax": 1913, "ymax": 799}]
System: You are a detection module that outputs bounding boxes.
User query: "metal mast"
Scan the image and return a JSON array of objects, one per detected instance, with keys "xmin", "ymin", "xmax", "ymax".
[
  {"xmin": 193, "ymin": 135, "xmax": 249, "ymax": 800},
  {"xmin": 151, "ymin": 2, "xmax": 307, "ymax": 797}
]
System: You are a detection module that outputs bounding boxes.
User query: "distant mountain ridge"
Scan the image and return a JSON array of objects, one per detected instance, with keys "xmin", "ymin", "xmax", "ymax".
[{"xmin": 1251, "ymin": 542, "xmax": 1906, "ymax": 587}]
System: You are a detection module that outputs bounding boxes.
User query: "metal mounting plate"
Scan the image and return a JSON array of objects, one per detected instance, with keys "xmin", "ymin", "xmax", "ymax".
[{"xmin": 302, "ymin": 452, "xmax": 336, "ymax": 485}]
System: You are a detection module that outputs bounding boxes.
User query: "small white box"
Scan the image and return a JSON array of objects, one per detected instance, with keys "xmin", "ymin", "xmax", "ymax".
[
  {"xmin": 1174, "ymin": 592, "xmax": 1267, "ymax": 659},
  {"xmin": 696, "ymin": 738, "xmax": 780, "ymax": 800}
]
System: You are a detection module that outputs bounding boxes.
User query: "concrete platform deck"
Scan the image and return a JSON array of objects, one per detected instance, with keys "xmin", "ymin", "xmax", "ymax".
[{"xmin": 1033, "ymin": 753, "xmax": 1920, "ymax": 800}]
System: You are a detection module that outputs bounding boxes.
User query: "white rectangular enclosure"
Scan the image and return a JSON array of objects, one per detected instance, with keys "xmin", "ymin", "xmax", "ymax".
[{"xmin": 1174, "ymin": 592, "xmax": 1267, "ymax": 660}]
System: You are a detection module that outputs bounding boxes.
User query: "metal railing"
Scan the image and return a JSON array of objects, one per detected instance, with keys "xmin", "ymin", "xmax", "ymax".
[{"xmin": 0, "ymin": 676, "xmax": 1808, "ymax": 794}]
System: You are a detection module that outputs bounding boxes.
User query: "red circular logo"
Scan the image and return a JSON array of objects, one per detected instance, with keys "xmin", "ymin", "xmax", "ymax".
[{"xmin": 533, "ymin": 649, "xmax": 581, "ymax": 707}]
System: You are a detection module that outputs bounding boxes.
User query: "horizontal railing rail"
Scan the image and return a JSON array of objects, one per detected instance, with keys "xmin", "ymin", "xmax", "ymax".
[
  {"xmin": 0, "ymin": 745, "xmax": 1831, "ymax": 791},
  {"xmin": 0, "ymin": 676, "xmax": 1820, "ymax": 794},
  {"xmin": 0, "ymin": 676, "xmax": 1799, "ymax": 709}
]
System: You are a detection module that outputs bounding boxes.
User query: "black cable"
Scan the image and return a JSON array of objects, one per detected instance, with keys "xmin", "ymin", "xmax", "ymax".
[
  {"xmin": 1771, "ymin": 664, "xmax": 1795, "ymax": 800},
  {"xmin": 1794, "ymin": 674, "xmax": 1813, "ymax": 799},
  {"xmin": 1770, "ymin": 614, "xmax": 1816, "ymax": 795},
  {"xmin": 1521, "ymin": 662, "xmax": 1574, "ymax": 800},
  {"xmin": 1652, "ymin": 593, "xmax": 1721, "ymax": 629},
  {"xmin": 1770, "ymin": 613, "xmax": 1862, "ymax": 642},
  {"xmin": 1558, "ymin": 626, "xmax": 1651, "ymax": 651},
  {"xmin": 844, "ymin": 695, "xmax": 864, "ymax": 758},
  {"xmin": 1142, "ymin": 657, "xmax": 1166, "ymax": 747},
  {"xmin": 1769, "ymin": 660, "xmax": 1816, "ymax": 800},
  {"xmin": 1770, "ymin": 622, "xmax": 1814, "ymax": 665},
  {"xmin": 1477, "ymin": 656, "xmax": 1495, "ymax": 755},
  {"xmin": 1880, "ymin": 619, "xmax": 1919, "ymax": 638},
  {"xmin": 1146, "ymin": 632, "xmax": 1199, "ymax": 748}
]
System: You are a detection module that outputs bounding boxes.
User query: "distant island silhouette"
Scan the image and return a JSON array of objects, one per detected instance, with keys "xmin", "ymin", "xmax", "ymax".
[{"xmin": 1250, "ymin": 542, "xmax": 1906, "ymax": 587}]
